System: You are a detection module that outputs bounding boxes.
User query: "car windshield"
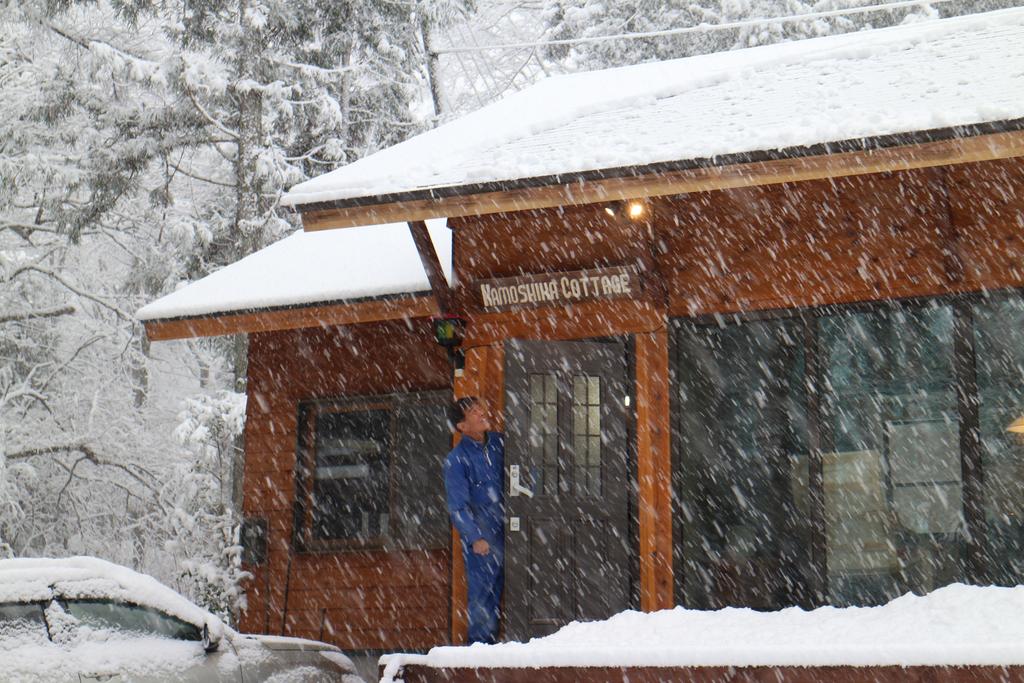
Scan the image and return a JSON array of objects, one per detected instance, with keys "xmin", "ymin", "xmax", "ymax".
[
  {"xmin": 0, "ymin": 603, "xmax": 49, "ymax": 647},
  {"xmin": 62, "ymin": 599, "xmax": 201, "ymax": 641}
]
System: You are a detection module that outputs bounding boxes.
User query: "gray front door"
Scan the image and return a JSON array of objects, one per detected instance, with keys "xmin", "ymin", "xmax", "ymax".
[{"xmin": 504, "ymin": 339, "xmax": 630, "ymax": 641}]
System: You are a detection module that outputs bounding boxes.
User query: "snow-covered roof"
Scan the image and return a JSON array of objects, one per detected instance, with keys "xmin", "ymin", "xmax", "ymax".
[
  {"xmin": 137, "ymin": 219, "xmax": 451, "ymax": 322},
  {"xmin": 380, "ymin": 584, "xmax": 1024, "ymax": 679},
  {"xmin": 284, "ymin": 8, "xmax": 1024, "ymax": 211}
]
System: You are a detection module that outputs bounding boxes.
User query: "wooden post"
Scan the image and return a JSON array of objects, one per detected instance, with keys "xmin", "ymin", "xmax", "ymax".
[{"xmin": 635, "ymin": 328, "xmax": 674, "ymax": 611}]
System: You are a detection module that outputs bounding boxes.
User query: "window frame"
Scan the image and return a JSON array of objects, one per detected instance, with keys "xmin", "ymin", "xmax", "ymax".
[
  {"xmin": 292, "ymin": 389, "xmax": 451, "ymax": 553},
  {"xmin": 669, "ymin": 287, "xmax": 1024, "ymax": 607}
]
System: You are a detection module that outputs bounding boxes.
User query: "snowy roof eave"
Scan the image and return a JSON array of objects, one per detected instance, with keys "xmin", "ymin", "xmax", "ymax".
[
  {"xmin": 138, "ymin": 219, "xmax": 450, "ymax": 341},
  {"xmin": 141, "ymin": 291, "xmax": 441, "ymax": 342},
  {"xmin": 293, "ymin": 117, "xmax": 1024, "ymax": 230},
  {"xmin": 283, "ymin": 7, "xmax": 1024, "ymax": 229}
]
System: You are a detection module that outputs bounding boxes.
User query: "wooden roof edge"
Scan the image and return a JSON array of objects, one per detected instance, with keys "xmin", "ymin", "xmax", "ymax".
[
  {"xmin": 300, "ymin": 123, "xmax": 1024, "ymax": 231},
  {"xmin": 143, "ymin": 295, "xmax": 440, "ymax": 342}
]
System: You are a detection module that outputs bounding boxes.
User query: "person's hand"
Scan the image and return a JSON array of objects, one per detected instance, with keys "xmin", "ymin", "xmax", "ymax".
[{"xmin": 472, "ymin": 539, "xmax": 490, "ymax": 555}]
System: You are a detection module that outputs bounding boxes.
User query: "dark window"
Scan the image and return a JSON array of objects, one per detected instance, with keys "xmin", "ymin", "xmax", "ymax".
[
  {"xmin": 62, "ymin": 600, "xmax": 201, "ymax": 641},
  {"xmin": 673, "ymin": 291, "xmax": 1024, "ymax": 610},
  {"xmin": 973, "ymin": 297, "xmax": 1024, "ymax": 585},
  {"xmin": 295, "ymin": 391, "xmax": 451, "ymax": 551},
  {"xmin": 818, "ymin": 305, "xmax": 964, "ymax": 606},
  {"xmin": 240, "ymin": 517, "xmax": 268, "ymax": 566},
  {"xmin": 312, "ymin": 408, "xmax": 391, "ymax": 541},
  {"xmin": 675, "ymin": 318, "xmax": 811, "ymax": 610}
]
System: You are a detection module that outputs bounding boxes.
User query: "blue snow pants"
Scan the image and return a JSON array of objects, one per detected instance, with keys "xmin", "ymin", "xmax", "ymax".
[{"xmin": 464, "ymin": 538, "xmax": 504, "ymax": 644}]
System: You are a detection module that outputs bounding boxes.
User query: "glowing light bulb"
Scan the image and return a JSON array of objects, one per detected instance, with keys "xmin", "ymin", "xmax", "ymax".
[{"xmin": 627, "ymin": 201, "xmax": 646, "ymax": 219}]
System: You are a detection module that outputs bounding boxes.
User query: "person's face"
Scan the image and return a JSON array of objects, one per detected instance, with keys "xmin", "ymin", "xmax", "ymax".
[{"xmin": 458, "ymin": 402, "xmax": 491, "ymax": 435}]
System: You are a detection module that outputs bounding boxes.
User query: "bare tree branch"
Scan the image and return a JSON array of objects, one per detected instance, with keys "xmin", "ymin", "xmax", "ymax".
[
  {"xmin": 6, "ymin": 265, "xmax": 132, "ymax": 321},
  {"xmin": 184, "ymin": 87, "xmax": 239, "ymax": 140},
  {"xmin": 0, "ymin": 305, "xmax": 75, "ymax": 324},
  {"xmin": 4, "ymin": 443, "xmax": 158, "ymax": 496}
]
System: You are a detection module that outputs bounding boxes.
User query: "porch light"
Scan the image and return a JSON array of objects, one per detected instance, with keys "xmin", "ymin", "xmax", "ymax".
[
  {"xmin": 627, "ymin": 200, "xmax": 646, "ymax": 220},
  {"xmin": 605, "ymin": 200, "xmax": 648, "ymax": 220},
  {"xmin": 1008, "ymin": 416, "xmax": 1024, "ymax": 433}
]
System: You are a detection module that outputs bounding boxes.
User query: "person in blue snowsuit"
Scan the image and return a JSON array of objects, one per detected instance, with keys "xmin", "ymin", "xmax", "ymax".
[{"xmin": 444, "ymin": 396, "xmax": 504, "ymax": 645}]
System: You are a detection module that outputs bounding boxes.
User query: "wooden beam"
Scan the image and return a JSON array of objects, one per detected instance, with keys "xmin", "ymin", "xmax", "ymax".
[
  {"xmin": 464, "ymin": 299, "xmax": 664, "ymax": 348},
  {"xmin": 408, "ymin": 220, "xmax": 451, "ymax": 313},
  {"xmin": 635, "ymin": 329, "xmax": 674, "ymax": 612},
  {"xmin": 143, "ymin": 296, "xmax": 439, "ymax": 341},
  {"xmin": 300, "ymin": 130, "xmax": 1024, "ymax": 230}
]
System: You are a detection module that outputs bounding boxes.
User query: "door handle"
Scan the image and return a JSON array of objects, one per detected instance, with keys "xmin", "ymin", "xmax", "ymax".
[{"xmin": 509, "ymin": 465, "xmax": 534, "ymax": 498}]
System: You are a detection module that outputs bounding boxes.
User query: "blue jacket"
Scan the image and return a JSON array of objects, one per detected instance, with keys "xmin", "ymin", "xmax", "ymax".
[{"xmin": 444, "ymin": 432, "xmax": 504, "ymax": 545}]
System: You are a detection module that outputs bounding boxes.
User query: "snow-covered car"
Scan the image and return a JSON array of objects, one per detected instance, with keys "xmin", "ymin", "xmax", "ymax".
[{"xmin": 0, "ymin": 557, "xmax": 364, "ymax": 682}]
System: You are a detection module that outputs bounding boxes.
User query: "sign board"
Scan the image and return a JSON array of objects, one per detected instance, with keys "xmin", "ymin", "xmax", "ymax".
[{"xmin": 476, "ymin": 266, "xmax": 639, "ymax": 311}]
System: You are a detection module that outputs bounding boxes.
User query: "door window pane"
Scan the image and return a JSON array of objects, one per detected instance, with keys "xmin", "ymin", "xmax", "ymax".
[
  {"xmin": 572, "ymin": 375, "xmax": 601, "ymax": 497},
  {"xmin": 676, "ymin": 318, "xmax": 811, "ymax": 610},
  {"xmin": 973, "ymin": 297, "xmax": 1024, "ymax": 585},
  {"xmin": 819, "ymin": 305, "xmax": 965, "ymax": 606},
  {"xmin": 530, "ymin": 374, "xmax": 559, "ymax": 496}
]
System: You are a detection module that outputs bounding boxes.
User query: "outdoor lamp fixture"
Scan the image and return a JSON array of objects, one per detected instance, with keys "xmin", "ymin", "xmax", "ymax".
[
  {"xmin": 432, "ymin": 313, "xmax": 467, "ymax": 373},
  {"xmin": 626, "ymin": 200, "xmax": 647, "ymax": 220},
  {"xmin": 1008, "ymin": 415, "xmax": 1024, "ymax": 433},
  {"xmin": 603, "ymin": 200, "xmax": 649, "ymax": 220}
]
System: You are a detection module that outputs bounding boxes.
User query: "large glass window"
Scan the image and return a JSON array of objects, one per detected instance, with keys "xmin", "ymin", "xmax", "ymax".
[
  {"xmin": 676, "ymin": 318, "xmax": 811, "ymax": 610},
  {"xmin": 673, "ymin": 292, "xmax": 1024, "ymax": 610},
  {"xmin": 974, "ymin": 297, "xmax": 1024, "ymax": 585},
  {"xmin": 819, "ymin": 305, "xmax": 964, "ymax": 606},
  {"xmin": 294, "ymin": 392, "xmax": 451, "ymax": 551}
]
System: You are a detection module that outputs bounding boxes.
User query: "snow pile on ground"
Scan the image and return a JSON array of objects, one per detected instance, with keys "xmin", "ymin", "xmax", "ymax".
[
  {"xmin": 380, "ymin": 584, "xmax": 1024, "ymax": 680},
  {"xmin": 137, "ymin": 218, "xmax": 450, "ymax": 321},
  {"xmin": 284, "ymin": 8, "xmax": 1024, "ymax": 210}
]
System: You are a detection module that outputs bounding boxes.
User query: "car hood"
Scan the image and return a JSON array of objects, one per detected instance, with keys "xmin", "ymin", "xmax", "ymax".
[{"xmin": 235, "ymin": 633, "xmax": 342, "ymax": 653}]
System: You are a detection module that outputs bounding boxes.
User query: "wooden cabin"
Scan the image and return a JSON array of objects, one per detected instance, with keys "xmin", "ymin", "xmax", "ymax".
[{"xmin": 139, "ymin": 8, "xmax": 1024, "ymax": 674}]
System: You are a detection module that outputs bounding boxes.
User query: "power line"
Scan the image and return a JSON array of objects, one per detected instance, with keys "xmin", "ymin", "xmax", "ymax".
[{"xmin": 433, "ymin": 0, "xmax": 958, "ymax": 55}]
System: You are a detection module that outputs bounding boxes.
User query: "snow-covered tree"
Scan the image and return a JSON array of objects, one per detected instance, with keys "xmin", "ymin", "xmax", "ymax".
[
  {"xmin": 160, "ymin": 390, "xmax": 249, "ymax": 619},
  {"xmin": 0, "ymin": 0, "xmax": 468, "ymax": 617}
]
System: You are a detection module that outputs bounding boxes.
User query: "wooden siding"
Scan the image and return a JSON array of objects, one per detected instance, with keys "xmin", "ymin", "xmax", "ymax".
[
  {"xmin": 661, "ymin": 160, "xmax": 1024, "ymax": 316},
  {"xmin": 238, "ymin": 320, "xmax": 451, "ymax": 650},
  {"xmin": 451, "ymin": 159, "xmax": 1024, "ymax": 319}
]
